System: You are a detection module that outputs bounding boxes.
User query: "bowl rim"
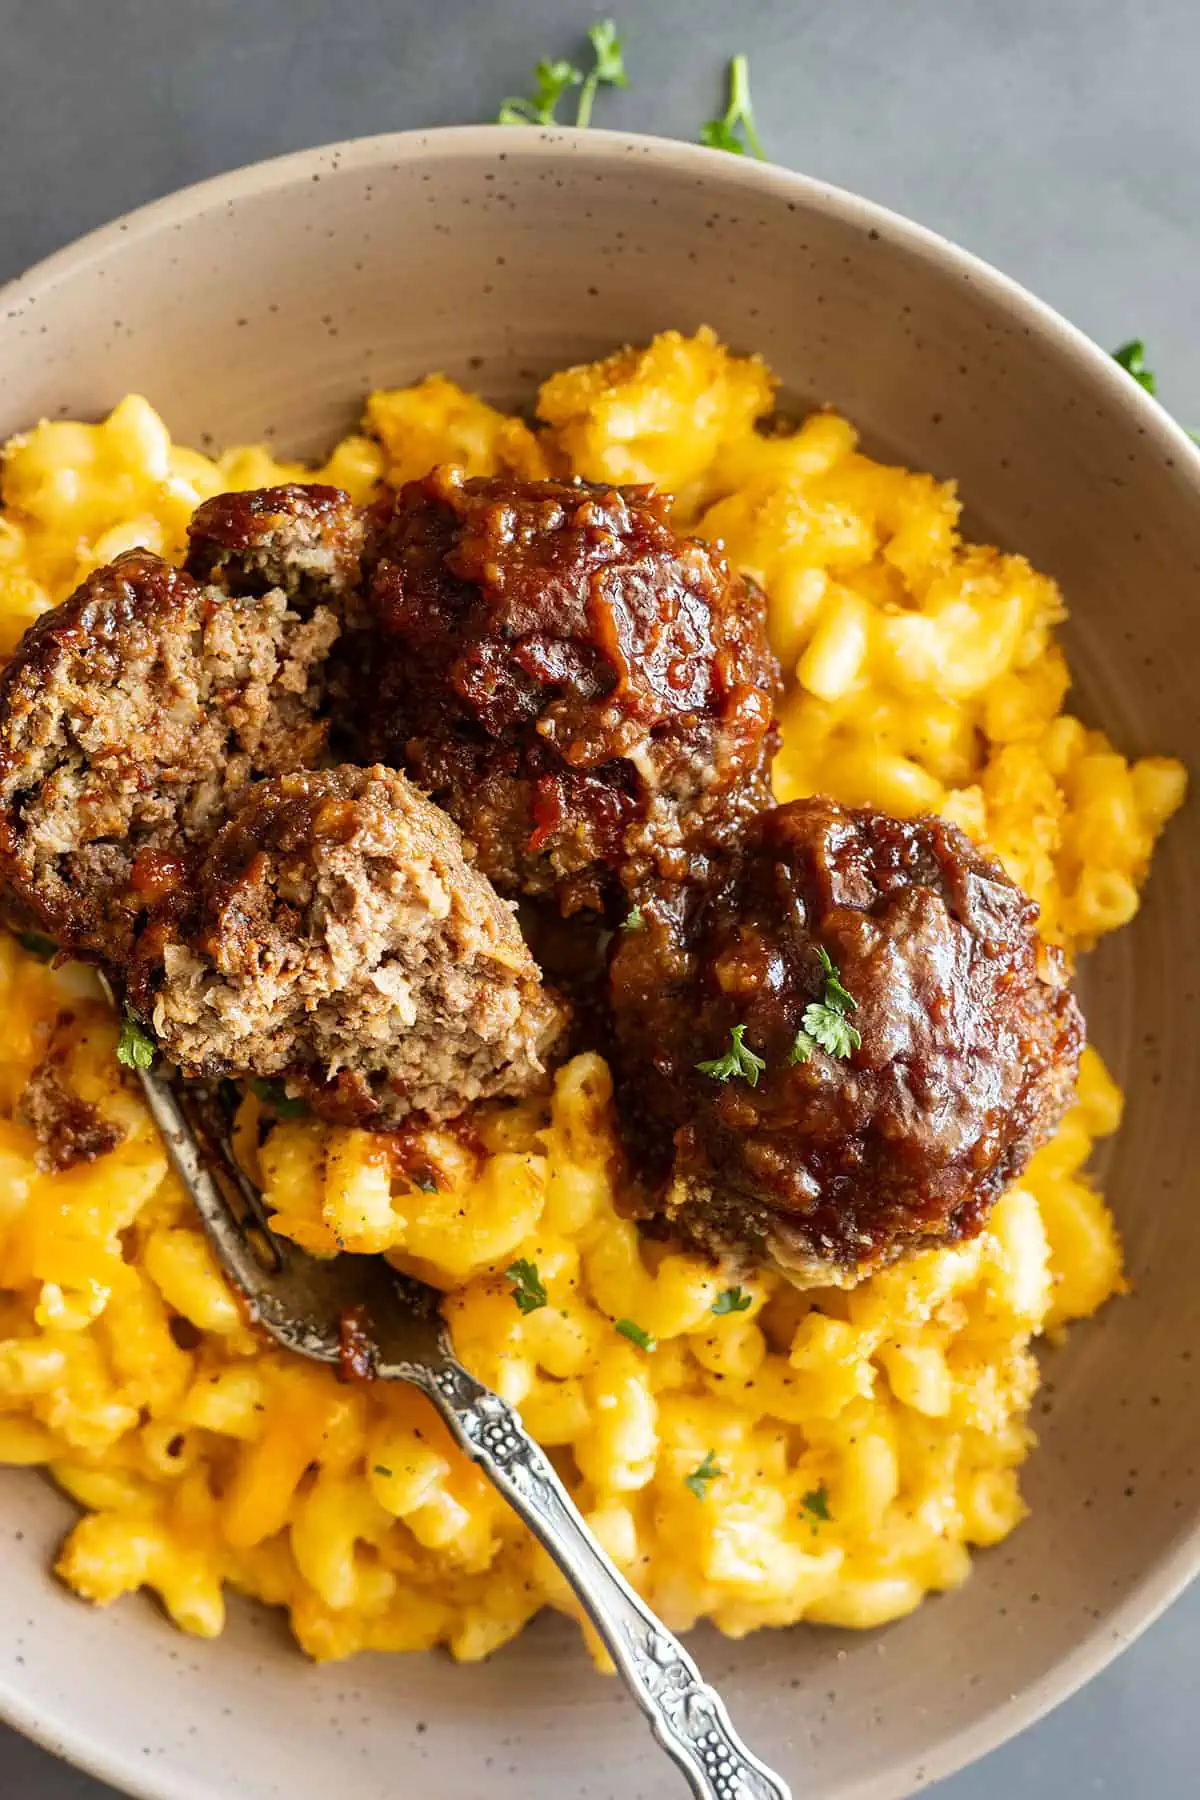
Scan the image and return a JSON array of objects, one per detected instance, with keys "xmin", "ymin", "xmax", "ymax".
[{"xmin": 0, "ymin": 121, "xmax": 1196, "ymax": 1800}]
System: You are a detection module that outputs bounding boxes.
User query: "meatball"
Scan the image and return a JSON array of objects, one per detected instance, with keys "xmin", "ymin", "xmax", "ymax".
[
  {"xmin": 0, "ymin": 548, "xmax": 340, "ymax": 964},
  {"xmin": 146, "ymin": 765, "xmax": 566, "ymax": 1126},
  {"xmin": 186, "ymin": 482, "xmax": 367, "ymax": 609},
  {"xmin": 609, "ymin": 797, "xmax": 1083, "ymax": 1283},
  {"xmin": 340, "ymin": 467, "xmax": 781, "ymax": 914}
]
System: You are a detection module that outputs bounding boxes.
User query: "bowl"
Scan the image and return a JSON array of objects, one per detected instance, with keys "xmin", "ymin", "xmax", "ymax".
[{"xmin": 0, "ymin": 126, "xmax": 1196, "ymax": 1800}]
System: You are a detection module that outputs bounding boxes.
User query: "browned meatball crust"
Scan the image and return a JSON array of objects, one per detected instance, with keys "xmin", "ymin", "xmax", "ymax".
[
  {"xmin": 148, "ymin": 765, "xmax": 567, "ymax": 1126},
  {"xmin": 18, "ymin": 1060, "xmax": 122, "ymax": 1174},
  {"xmin": 0, "ymin": 548, "xmax": 339, "ymax": 964},
  {"xmin": 186, "ymin": 482, "xmax": 367, "ymax": 610},
  {"xmin": 339, "ymin": 467, "xmax": 781, "ymax": 914},
  {"xmin": 609, "ymin": 798, "xmax": 1083, "ymax": 1283}
]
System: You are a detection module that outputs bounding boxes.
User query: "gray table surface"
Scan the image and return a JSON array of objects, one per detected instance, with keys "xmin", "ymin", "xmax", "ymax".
[{"xmin": 0, "ymin": 1, "xmax": 1196, "ymax": 1794}]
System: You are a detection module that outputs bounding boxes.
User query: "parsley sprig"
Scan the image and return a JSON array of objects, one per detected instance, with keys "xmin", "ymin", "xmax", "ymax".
[
  {"xmin": 696, "ymin": 1022, "xmax": 766, "ymax": 1087},
  {"xmin": 1112, "ymin": 339, "xmax": 1156, "ymax": 395},
  {"xmin": 789, "ymin": 945, "xmax": 861, "ymax": 1063},
  {"xmin": 684, "ymin": 1449, "xmax": 722, "ymax": 1499},
  {"xmin": 116, "ymin": 1016, "xmax": 156, "ymax": 1070},
  {"xmin": 498, "ymin": 58, "xmax": 581, "ymax": 126},
  {"xmin": 576, "ymin": 19, "xmax": 628, "ymax": 128},
  {"xmin": 498, "ymin": 18, "xmax": 627, "ymax": 129},
  {"xmin": 505, "ymin": 1258, "xmax": 548, "ymax": 1315},
  {"xmin": 1111, "ymin": 340, "xmax": 1200, "ymax": 442},
  {"xmin": 700, "ymin": 54, "xmax": 766, "ymax": 160}
]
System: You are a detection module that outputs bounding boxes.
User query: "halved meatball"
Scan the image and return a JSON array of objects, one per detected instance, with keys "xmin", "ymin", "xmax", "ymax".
[
  {"xmin": 147, "ymin": 765, "xmax": 567, "ymax": 1125},
  {"xmin": 186, "ymin": 482, "xmax": 367, "ymax": 610},
  {"xmin": 339, "ymin": 467, "xmax": 781, "ymax": 914},
  {"xmin": 0, "ymin": 548, "xmax": 340, "ymax": 963},
  {"xmin": 609, "ymin": 797, "xmax": 1083, "ymax": 1284}
]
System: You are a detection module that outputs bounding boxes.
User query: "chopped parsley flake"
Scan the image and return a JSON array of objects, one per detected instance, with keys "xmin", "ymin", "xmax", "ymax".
[
  {"xmin": 249, "ymin": 1078, "xmax": 308, "ymax": 1118},
  {"xmin": 615, "ymin": 1317, "xmax": 656, "ymax": 1352},
  {"xmin": 699, "ymin": 53, "xmax": 766, "ymax": 160},
  {"xmin": 116, "ymin": 1016, "xmax": 156, "ymax": 1070},
  {"xmin": 712, "ymin": 1286, "xmax": 752, "ymax": 1316},
  {"xmin": 620, "ymin": 903, "xmax": 645, "ymax": 933},
  {"xmin": 801, "ymin": 1483, "xmax": 832, "ymax": 1522},
  {"xmin": 696, "ymin": 1022, "xmax": 766, "ymax": 1087},
  {"xmin": 16, "ymin": 930, "xmax": 57, "ymax": 961},
  {"xmin": 684, "ymin": 1450, "xmax": 722, "ymax": 1499},
  {"xmin": 374, "ymin": 1464, "xmax": 394, "ymax": 1478},
  {"xmin": 505, "ymin": 1259, "xmax": 548, "ymax": 1315}
]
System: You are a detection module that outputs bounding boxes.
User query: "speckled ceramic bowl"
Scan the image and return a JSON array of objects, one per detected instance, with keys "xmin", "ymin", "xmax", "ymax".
[{"xmin": 0, "ymin": 128, "xmax": 1195, "ymax": 1800}]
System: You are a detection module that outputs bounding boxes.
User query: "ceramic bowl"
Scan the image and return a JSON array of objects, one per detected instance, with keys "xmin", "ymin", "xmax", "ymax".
[{"xmin": 0, "ymin": 127, "xmax": 1195, "ymax": 1800}]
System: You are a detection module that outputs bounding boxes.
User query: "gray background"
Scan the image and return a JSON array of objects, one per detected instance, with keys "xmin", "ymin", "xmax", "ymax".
[{"xmin": 0, "ymin": 0, "xmax": 1196, "ymax": 1794}]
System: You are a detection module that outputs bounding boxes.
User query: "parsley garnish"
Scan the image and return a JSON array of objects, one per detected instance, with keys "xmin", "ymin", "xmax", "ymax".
[
  {"xmin": 615, "ymin": 1317, "xmax": 656, "ymax": 1351},
  {"xmin": 696, "ymin": 1023, "xmax": 766, "ymax": 1087},
  {"xmin": 620, "ymin": 903, "xmax": 645, "ymax": 933},
  {"xmin": 116, "ymin": 1016, "xmax": 156, "ymax": 1070},
  {"xmin": 1111, "ymin": 340, "xmax": 1200, "ymax": 441},
  {"xmin": 798, "ymin": 1005, "xmax": 861, "ymax": 1059},
  {"xmin": 1112, "ymin": 339, "xmax": 1156, "ymax": 396},
  {"xmin": 700, "ymin": 53, "xmax": 766, "ymax": 160},
  {"xmin": 684, "ymin": 1450, "xmax": 722, "ymax": 1499},
  {"xmin": 373, "ymin": 1464, "xmax": 393, "ymax": 1478},
  {"xmin": 16, "ymin": 930, "xmax": 57, "ymax": 961},
  {"xmin": 790, "ymin": 946, "xmax": 861, "ymax": 1063},
  {"xmin": 712, "ymin": 1286, "xmax": 752, "ymax": 1315},
  {"xmin": 815, "ymin": 944, "xmax": 857, "ymax": 1013},
  {"xmin": 498, "ymin": 58, "xmax": 582, "ymax": 126},
  {"xmin": 249, "ymin": 1077, "xmax": 308, "ymax": 1119},
  {"xmin": 498, "ymin": 18, "xmax": 627, "ymax": 129},
  {"xmin": 801, "ymin": 1483, "xmax": 831, "ymax": 1522},
  {"xmin": 576, "ymin": 19, "xmax": 628, "ymax": 129},
  {"xmin": 505, "ymin": 1258, "xmax": 548, "ymax": 1315}
]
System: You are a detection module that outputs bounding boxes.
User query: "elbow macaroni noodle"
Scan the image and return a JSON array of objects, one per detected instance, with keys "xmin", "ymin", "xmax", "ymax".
[{"xmin": 0, "ymin": 331, "xmax": 1183, "ymax": 1664}]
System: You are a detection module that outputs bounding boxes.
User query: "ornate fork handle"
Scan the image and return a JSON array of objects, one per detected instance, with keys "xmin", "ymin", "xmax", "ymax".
[{"xmin": 418, "ymin": 1359, "xmax": 793, "ymax": 1800}]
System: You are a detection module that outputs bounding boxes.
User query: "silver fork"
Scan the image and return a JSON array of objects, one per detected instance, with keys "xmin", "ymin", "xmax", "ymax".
[{"xmin": 130, "ymin": 1053, "xmax": 793, "ymax": 1800}]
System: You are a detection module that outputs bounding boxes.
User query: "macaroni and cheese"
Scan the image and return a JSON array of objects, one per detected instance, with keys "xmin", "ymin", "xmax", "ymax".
[{"xmin": 0, "ymin": 330, "xmax": 1183, "ymax": 1664}]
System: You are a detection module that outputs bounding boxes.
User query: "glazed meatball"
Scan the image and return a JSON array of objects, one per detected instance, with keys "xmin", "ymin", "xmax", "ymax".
[
  {"xmin": 186, "ymin": 482, "xmax": 367, "ymax": 610},
  {"xmin": 0, "ymin": 548, "xmax": 340, "ymax": 964},
  {"xmin": 609, "ymin": 798, "xmax": 1083, "ymax": 1283},
  {"xmin": 340, "ymin": 467, "xmax": 781, "ymax": 914},
  {"xmin": 145, "ymin": 765, "xmax": 566, "ymax": 1126}
]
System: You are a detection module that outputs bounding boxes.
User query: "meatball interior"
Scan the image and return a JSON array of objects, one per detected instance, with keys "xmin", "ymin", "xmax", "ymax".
[
  {"xmin": 149, "ymin": 765, "xmax": 566, "ymax": 1126},
  {"xmin": 186, "ymin": 482, "xmax": 367, "ymax": 612},
  {"xmin": 0, "ymin": 547, "xmax": 340, "ymax": 964},
  {"xmin": 609, "ymin": 797, "xmax": 1083, "ymax": 1282},
  {"xmin": 340, "ymin": 466, "xmax": 781, "ymax": 913}
]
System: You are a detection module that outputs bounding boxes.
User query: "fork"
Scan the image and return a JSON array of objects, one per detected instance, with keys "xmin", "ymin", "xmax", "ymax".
[{"xmin": 129, "ymin": 1053, "xmax": 794, "ymax": 1800}]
